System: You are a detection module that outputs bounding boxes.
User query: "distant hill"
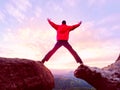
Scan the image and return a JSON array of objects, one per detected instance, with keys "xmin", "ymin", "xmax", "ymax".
[{"xmin": 53, "ymin": 72, "xmax": 95, "ymax": 90}]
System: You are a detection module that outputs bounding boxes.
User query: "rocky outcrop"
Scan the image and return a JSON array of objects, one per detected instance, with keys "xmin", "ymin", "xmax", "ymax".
[
  {"xmin": 116, "ymin": 54, "xmax": 120, "ymax": 61},
  {"xmin": 74, "ymin": 55, "xmax": 120, "ymax": 90},
  {"xmin": 0, "ymin": 57, "xmax": 54, "ymax": 90}
]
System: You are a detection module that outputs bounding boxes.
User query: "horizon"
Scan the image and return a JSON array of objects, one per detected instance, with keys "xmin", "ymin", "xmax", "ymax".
[{"xmin": 0, "ymin": 0, "xmax": 120, "ymax": 70}]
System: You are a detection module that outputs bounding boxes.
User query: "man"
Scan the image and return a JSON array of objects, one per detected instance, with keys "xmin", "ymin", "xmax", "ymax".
[{"xmin": 41, "ymin": 18, "xmax": 83, "ymax": 65}]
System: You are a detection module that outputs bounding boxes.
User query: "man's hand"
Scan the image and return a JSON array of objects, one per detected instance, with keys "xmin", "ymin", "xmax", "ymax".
[
  {"xmin": 79, "ymin": 21, "xmax": 82, "ymax": 25},
  {"xmin": 47, "ymin": 18, "xmax": 51, "ymax": 22},
  {"xmin": 47, "ymin": 18, "xmax": 50, "ymax": 21}
]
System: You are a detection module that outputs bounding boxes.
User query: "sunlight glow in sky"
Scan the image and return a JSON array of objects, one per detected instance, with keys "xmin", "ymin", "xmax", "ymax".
[{"xmin": 0, "ymin": 0, "xmax": 120, "ymax": 70}]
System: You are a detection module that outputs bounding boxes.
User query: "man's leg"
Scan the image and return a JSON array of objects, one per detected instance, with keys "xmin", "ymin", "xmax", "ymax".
[
  {"xmin": 41, "ymin": 41, "xmax": 62, "ymax": 63},
  {"xmin": 63, "ymin": 41, "xmax": 83, "ymax": 64}
]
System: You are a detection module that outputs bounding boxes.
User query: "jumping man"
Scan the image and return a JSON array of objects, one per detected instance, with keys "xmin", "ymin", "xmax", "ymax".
[{"xmin": 41, "ymin": 18, "xmax": 84, "ymax": 65}]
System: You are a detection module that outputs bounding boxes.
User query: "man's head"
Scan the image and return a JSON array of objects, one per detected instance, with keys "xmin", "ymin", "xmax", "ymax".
[{"xmin": 62, "ymin": 20, "xmax": 66, "ymax": 25}]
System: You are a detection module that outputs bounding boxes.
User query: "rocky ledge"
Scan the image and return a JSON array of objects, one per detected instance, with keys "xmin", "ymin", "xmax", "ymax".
[
  {"xmin": 0, "ymin": 57, "xmax": 54, "ymax": 90},
  {"xmin": 74, "ymin": 55, "xmax": 120, "ymax": 90}
]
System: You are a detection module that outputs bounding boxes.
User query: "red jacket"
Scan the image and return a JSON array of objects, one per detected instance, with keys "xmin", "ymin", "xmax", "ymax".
[{"xmin": 48, "ymin": 19, "xmax": 81, "ymax": 40}]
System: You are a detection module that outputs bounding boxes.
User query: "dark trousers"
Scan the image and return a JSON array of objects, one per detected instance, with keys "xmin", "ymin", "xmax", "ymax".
[{"xmin": 42, "ymin": 40, "xmax": 83, "ymax": 63}]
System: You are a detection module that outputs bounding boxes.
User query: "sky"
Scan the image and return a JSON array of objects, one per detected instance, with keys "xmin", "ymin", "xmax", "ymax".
[{"xmin": 0, "ymin": 0, "xmax": 120, "ymax": 70}]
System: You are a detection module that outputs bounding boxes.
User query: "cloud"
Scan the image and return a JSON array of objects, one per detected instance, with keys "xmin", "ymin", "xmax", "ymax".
[
  {"xmin": 0, "ymin": 11, "xmax": 5, "ymax": 22},
  {"xmin": 98, "ymin": 13, "xmax": 120, "ymax": 25},
  {"xmin": 0, "ymin": 0, "xmax": 119, "ymax": 69},
  {"xmin": 1, "ymin": 29, "xmax": 40, "ymax": 59},
  {"xmin": 34, "ymin": 6, "xmax": 42, "ymax": 18},
  {"xmin": 5, "ymin": 0, "xmax": 32, "ymax": 23},
  {"xmin": 68, "ymin": 20, "xmax": 120, "ymax": 67},
  {"xmin": 87, "ymin": 0, "xmax": 107, "ymax": 7},
  {"xmin": 75, "ymin": 14, "xmax": 120, "ymax": 44},
  {"xmin": 64, "ymin": 0, "xmax": 79, "ymax": 7},
  {"xmin": 46, "ymin": 1, "xmax": 63, "ymax": 12},
  {"xmin": 1, "ymin": 18, "xmax": 119, "ymax": 68},
  {"xmin": 5, "ymin": 3, "xmax": 25, "ymax": 22},
  {"xmin": 96, "ymin": 14, "xmax": 120, "ymax": 41},
  {"xmin": 1, "ymin": 22, "xmax": 56, "ymax": 60},
  {"xmin": 11, "ymin": 0, "xmax": 31, "ymax": 12}
]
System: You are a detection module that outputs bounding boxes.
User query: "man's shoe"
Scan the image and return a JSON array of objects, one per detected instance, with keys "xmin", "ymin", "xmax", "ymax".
[
  {"xmin": 80, "ymin": 63, "xmax": 84, "ymax": 66},
  {"xmin": 41, "ymin": 59, "xmax": 45, "ymax": 64}
]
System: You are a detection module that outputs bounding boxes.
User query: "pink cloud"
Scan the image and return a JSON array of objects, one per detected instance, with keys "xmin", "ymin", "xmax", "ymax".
[
  {"xmin": 1, "ymin": 17, "xmax": 119, "ymax": 69},
  {"xmin": 0, "ymin": 11, "xmax": 5, "ymax": 22},
  {"xmin": 88, "ymin": 0, "xmax": 107, "ymax": 7},
  {"xmin": 11, "ymin": 0, "xmax": 31, "ymax": 12},
  {"xmin": 1, "ymin": 20, "xmax": 56, "ymax": 60},
  {"xmin": 5, "ymin": 3, "xmax": 25, "ymax": 22},
  {"xmin": 64, "ymin": 0, "xmax": 79, "ymax": 7},
  {"xmin": 46, "ymin": 1, "xmax": 63, "ymax": 13},
  {"xmin": 5, "ymin": 0, "xmax": 31, "ymax": 23},
  {"xmin": 98, "ymin": 13, "xmax": 120, "ymax": 25},
  {"xmin": 34, "ymin": 6, "xmax": 42, "ymax": 18},
  {"xmin": 68, "ymin": 20, "xmax": 120, "ymax": 67}
]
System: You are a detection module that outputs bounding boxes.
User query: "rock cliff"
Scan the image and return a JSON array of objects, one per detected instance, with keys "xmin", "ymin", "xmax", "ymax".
[
  {"xmin": 0, "ymin": 57, "xmax": 54, "ymax": 90},
  {"xmin": 74, "ymin": 55, "xmax": 120, "ymax": 90}
]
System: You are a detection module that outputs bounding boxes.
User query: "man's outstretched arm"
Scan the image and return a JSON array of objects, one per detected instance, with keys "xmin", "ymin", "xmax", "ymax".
[
  {"xmin": 70, "ymin": 21, "xmax": 82, "ymax": 31},
  {"xmin": 47, "ymin": 18, "xmax": 59, "ymax": 30}
]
